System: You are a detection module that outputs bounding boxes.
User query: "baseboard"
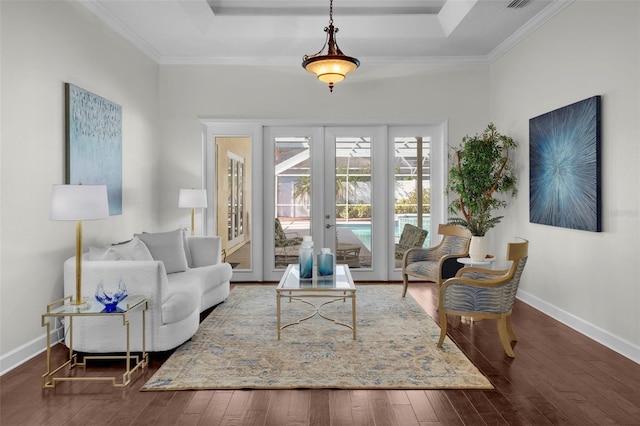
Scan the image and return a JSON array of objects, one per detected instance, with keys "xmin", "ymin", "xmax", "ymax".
[
  {"xmin": 0, "ymin": 325, "xmax": 64, "ymax": 376},
  {"xmin": 517, "ymin": 289, "xmax": 640, "ymax": 364}
]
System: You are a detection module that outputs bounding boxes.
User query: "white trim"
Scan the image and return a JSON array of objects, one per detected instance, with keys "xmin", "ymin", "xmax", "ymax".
[
  {"xmin": 0, "ymin": 325, "xmax": 64, "ymax": 376},
  {"xmin": 487, "ymin": 0, "xmax": 575, "ymax": 63},
  {"xmin": 517, "ymin": 289, "xmax": 640, "ymax": 364},
  {"xmin": 79, "ymin": 0, "xmax": 163, "ymax": 63}
]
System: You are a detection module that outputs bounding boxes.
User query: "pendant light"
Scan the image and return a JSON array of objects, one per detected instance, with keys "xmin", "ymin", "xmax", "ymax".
[{"xmin": 302, "ymin": 0, "xmax": 360, "ymax": 92}]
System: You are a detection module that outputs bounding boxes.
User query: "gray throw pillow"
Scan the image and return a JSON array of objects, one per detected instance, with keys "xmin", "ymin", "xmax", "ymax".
[
  {"xmin": 101, "ymin": 236, "xmax": 154, "ymax": 261},
  {"xmin": 135, "ymin": 229, "xmax": 189, "ymax": 273}
]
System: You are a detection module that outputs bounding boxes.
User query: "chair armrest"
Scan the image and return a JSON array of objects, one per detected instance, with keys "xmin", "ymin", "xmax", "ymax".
[
  {"xmin": 404, "ymin": 247, "xmax": 437, "ymax": 265},
  {"xmin": 443, "ymin": 272, "xmax": 510, "ymax": 289},
  {"xmin": 187, "ymin": 236, "xmax": 222, "ymax": 267},
  {"xmin": 456, "ymin": 267, "xmax": 509, "ymax": 279}
]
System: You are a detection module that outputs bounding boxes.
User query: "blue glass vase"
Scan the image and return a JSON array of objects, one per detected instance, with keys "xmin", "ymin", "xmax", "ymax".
[
  {"xmin": 299, "ymin": 247, "xmax": 313, "ymax": 278},
  {"xmin": 318, "ymin": 252, "xmax": 334, "ymax": 276}
]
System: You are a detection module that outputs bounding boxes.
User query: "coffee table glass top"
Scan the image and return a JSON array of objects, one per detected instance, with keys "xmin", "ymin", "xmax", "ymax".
[{"xmin": 278, "ymin": 264, "xmax": 354, "ymax": 290}]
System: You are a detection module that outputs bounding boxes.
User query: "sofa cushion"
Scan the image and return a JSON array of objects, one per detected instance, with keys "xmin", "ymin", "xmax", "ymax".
[
  {"xmin": 101, "ymin": 236, "xmax": 154, "ymax": 261},
  {"xmin": 167, "ymin": 263, "xmax": 232, "ymax": 296},
  {"xmin": 135, "ymin": 229, "xmax": 189, "ymax": 273},
  {"xmin": 161, "ymin": 284, "xmax": 200, "ymax": 325}
]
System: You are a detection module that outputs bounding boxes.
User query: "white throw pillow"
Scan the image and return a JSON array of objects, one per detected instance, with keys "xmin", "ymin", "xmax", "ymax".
[
  {"xmin": 101, "ymin": 236, "xmax": 154, "ymax": 261},
  {"xmin": 89, "ymin": 246, "xmax": 108, "ymax": 261},
  {"xmin": 135, "ymin": 229, "xmax": 189, "ymax": 273}
]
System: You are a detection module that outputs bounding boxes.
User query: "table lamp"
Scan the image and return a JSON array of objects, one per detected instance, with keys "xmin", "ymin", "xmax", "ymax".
[
  {"xmin": 179, "ymin": 189, "xmax": 207, "ymax": 236},
  {"xmin": 50, "ymin": 184, "xmax": 110, "ymax": 306}
]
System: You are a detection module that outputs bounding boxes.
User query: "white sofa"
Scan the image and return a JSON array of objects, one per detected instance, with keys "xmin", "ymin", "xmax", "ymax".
[{"xmin": 63, "ymin": 229, "xmax": 232, "ymax": 353}]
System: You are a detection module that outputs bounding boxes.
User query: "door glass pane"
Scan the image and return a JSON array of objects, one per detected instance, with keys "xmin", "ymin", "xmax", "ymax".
[
  {"xmin": 394, "ymin": 136, "xmax": 431, "ymax": 268},
  {"xmin": 216, "ymin": 137, "xmax": 251, "ymax": 271},
  {"xmin": 335, "ymin": 137, "xmax": 371, "ymax": 269},
  {"xmin": 274, "ymin": 137, "xmax": 311, "ymax": 269}
]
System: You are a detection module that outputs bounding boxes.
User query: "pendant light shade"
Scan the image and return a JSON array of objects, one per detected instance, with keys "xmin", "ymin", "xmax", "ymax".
[{"xmin": 302, "ymin": 0, "xmax": 359, "ymax": 92}]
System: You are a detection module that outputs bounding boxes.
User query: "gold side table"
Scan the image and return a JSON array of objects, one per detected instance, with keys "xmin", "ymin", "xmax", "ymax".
[{"xmin": 41, "ymin": 295, "xmax": 148, "ymax": 389}]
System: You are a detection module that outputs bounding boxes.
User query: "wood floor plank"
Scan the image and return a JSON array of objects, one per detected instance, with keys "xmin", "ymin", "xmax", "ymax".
[
  {"xmin": 2, "ymin": 282, "xmax": 639, "ymax": 426},
  {"xmin": 424, "ymin": 390, "xmax": 464, "ymax": 425},
  {"xmin": 366, "ymin": 390, "xmax": 401, "ymax": 426},
  {"xmin": 406, "ymin": 390, "xmax": 439, "ymax": 423},
  {"xmin": 307, "ymin": 389, "xmax": 330, "ymax": 426},
  {"xmin": 285, "ymin": 389, "xmax": 311, "ymax": 426},
  {"xmin": 199, "ymin": 390, "xmax": 234, "ymax": 425},
  {"xmin": 349, "ymin": 390, "xmax": 376, "ymax": 426},
  {"xmin": 264, "ymin": 389, "xmax": 292, "ymax": 426},
  {"xmin": 328, "ymin": 389, "xmax": 354, "ymax": 426}
]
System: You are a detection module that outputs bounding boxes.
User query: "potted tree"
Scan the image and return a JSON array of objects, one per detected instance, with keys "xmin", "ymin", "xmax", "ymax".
[{"xmin": 446, "ymin": 123, "xmax": 518, "ymax": 261}]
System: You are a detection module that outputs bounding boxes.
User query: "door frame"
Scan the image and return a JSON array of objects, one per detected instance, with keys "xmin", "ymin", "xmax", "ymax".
[{"xmin": 203, "ymin": 119, "xmax": 447, "ymax": 282}]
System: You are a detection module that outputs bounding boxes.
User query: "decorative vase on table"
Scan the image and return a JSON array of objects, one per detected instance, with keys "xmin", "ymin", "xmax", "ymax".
[
  {"xmin": 95, "ymin": 279, "xmax": 128, "ymax": 312},
  {"xmin": 317, "ymin": 248, "xmax": 334, "ymax": 276},
  {"xmin": 299, "ymin": 236, "xmax": 314, "ymax": 279},
  {"xmin": 469, "ymin": 236, "xmax": 488, "ymax": 262}
]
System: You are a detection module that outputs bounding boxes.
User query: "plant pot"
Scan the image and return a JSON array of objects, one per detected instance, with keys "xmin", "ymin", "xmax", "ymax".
[{"xmin": 469, "ymin": 236, "xmax": 488, "ymax": 262}]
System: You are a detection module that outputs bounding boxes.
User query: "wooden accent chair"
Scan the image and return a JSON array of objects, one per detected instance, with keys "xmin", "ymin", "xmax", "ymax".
[
  {"xmin": 401, "ymin": 224, "xmax": 472, "ymax": 297},
  {"xmin": 274, "ymin": 218, "xmax": 303, "ymax": 261},
  {"xmin": 437, "ymin": 238, "xmax": 529, "ymax": 358},
  {"xmin": 395, "ymin": 224, "xmax": 428, "ymax": 259}
]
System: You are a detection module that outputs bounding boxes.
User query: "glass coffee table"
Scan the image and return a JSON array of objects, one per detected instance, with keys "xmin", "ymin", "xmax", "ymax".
[{"xmin": 276, "ymin": 264, "xmax": 356, "ymax": 340}]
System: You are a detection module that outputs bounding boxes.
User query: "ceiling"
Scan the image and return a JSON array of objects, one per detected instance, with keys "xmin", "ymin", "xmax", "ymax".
[{"xmin": 80, "ymin": 0, "xmax": 571, "ymax": 65}]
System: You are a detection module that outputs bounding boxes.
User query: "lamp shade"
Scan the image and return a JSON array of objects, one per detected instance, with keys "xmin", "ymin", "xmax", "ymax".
[
  {"xmin": 179, "ymin": 189, "xmax": 207, "ymax": 208},
  {"xmin": 50, "ymin": 184, "xmax": 110, "ymax": 221}
]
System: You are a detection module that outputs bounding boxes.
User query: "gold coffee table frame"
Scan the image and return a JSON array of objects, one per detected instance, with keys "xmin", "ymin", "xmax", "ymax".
[
  {"xmin": 41, "ymin": 295, "xmax": 148, "ymax": 389},
  {"xmin": 276, "ymin": 264, "xmax": 356, "ymax": 340}
]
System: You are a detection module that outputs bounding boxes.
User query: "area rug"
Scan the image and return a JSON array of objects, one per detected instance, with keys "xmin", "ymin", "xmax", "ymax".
[{"xmin": 142, "ymin": 285, "xmax": 493, "ymax": 390}]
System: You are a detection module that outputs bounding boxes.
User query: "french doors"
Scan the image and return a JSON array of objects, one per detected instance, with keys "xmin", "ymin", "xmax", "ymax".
[
  {"xmin": 264, "ymin": 126, "xmax": 387, "ymax": 281},
  {"xmin": 205, "ymin": 121, "xmax": 445, "ymax": 283}
]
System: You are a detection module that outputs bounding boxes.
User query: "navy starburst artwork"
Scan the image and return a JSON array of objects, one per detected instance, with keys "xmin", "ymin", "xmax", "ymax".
[{"xmin": 529, "ymin": 96, "xmax": 601, "ymax": 232}]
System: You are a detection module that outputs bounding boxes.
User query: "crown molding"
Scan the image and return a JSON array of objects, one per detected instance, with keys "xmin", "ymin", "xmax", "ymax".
[
  {"xmin": 79, "ymin": 0, "xmax": 163, "ymax": 63},
  {"xmin": 487, "ymin": 0, "xmax": 575, "ymax": 63}
]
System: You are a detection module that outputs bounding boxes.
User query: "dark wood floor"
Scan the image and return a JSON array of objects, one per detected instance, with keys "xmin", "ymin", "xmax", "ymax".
[{"xmin": 2, "ymin": 282, "xmax": 639, "ymax": 425}]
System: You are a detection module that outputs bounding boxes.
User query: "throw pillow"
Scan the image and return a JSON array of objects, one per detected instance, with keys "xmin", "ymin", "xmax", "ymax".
[
  {"xmin": 89, "ymin": 246, "xmax": 108, "ymax": 261},
  {"xmin": 135, "ymin": 229, "xmax": 189, "ymax": 273},
  {"xmin": 101, "ymin": 236, "xmax": 154, "ymax": 261}
]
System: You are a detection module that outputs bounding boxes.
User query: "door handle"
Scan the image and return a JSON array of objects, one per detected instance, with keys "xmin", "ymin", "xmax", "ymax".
[{"xmin": 325, "ymin": 224, "xmax": 334, "ymax": 229}]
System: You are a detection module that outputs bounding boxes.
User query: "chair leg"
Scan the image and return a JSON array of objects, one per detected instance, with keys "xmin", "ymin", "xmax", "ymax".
[
  {"xmin": 497, "ymin": 316, "xmax": 515, "ymax": 358},
  {"xmin": 437, "ymin": 310, "xmax": 447, "ymax": 348},
  {"xmin": 401, "ymin": 274, "xmax": 408, "ymax": 298},
  {"xmin": 505, "ymin": 315, "xmax": 517, "ymax": 342},
  {"xmin": 452, "ymin": 315, "xmax": 461, "ymax": 328}
]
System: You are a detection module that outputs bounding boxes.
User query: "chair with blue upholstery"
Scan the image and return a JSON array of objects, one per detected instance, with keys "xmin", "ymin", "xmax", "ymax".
[
  {"xmin": 401, "ymin": 224, "xmax": 471, "ymax": 297},
  {"xmin": 395, "ymin": 223, "xmax": 428, "ymax": 259},
  {"xmin": 437, "ymin": 238, "xmax": 529, "ymax": 358}
]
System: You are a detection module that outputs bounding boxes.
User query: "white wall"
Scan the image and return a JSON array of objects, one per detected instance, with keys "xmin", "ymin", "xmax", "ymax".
[
  {"xmin": 0, "ymin": 1, "xmax": 160, "ymax": 370},
  {"xmin": 157, "ymin": 63, "xmax": 491, "ymax": 229},
  {"xmin": 489, "ymin": 1, "xmax": 640, "ymax": 360}
]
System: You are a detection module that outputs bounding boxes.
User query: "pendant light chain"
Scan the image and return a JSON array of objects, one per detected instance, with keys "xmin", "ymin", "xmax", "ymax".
[{"xmin": 329, "ymin": 0, "xmax": 334, "ymax": 26}]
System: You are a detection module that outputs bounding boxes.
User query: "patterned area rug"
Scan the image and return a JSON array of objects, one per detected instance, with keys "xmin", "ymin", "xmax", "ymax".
[{"xmin": 142, "ymin": 285, "xmax": 493, "ymax": 390}]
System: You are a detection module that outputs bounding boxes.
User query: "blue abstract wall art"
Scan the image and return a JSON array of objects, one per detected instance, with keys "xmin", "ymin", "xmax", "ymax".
[
  {"xmin": 65, "ymin": 83, "xmax": 122, "ymax": 216},
  {"xmin": 529, "ymin": 96, "xmax": 601, "ymax": 232}
]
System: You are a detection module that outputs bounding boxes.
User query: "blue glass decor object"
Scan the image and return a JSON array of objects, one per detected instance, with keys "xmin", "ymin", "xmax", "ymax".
[
  {"xmin": 95, "ymin": 279, "xmax": 128, "ymax": 312},
  {"xmin": 299, "ymin": 236, "xmax": 314, "ymax": 279},
  {"xmin": 318, "ymin": 248, "xmax": 334, "ymax": 276}
]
